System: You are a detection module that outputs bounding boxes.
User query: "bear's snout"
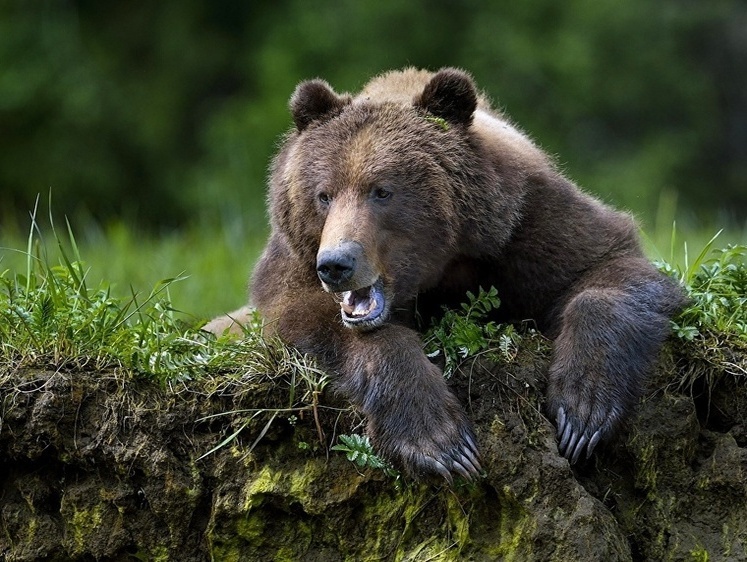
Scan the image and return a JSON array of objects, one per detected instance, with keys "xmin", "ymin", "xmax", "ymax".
[{"xmin": 317, "ymin": 242, "xmax": 362, "ymax": 290}]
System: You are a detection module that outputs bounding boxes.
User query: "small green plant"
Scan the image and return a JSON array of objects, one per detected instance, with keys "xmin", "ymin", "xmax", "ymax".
[
  {"xmin": 331, "ymin": 434, "xmax": 400, "ymax": 479},
  {"xmin": 424, "ymin": 286, "xmax": 504, "ymax": 377},
  {"xmin": 659, "ymin": 242, "xmax": 747, "ymax": 341},
  {"xmin": 423, "ymin": 114, "xmax": 450, "ymax": 131},
  {"xmin": 497, "ymin": 324, "xmax": 523, "ymax": 362}
]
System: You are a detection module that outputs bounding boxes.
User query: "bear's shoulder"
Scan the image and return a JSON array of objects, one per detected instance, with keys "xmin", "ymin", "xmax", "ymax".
[{"xmin": 471, "ymin": 109, "xmax": 551, "ymax": 173}]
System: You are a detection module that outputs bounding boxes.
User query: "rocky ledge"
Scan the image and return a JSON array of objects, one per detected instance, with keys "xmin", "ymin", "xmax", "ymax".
[{"xmin": 1, "ymin": 334, "xmax": 745, "ymax": 561}]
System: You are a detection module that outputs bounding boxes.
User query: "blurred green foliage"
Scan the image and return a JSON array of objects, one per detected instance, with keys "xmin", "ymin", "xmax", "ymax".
[{"xmin": 1, "ymin": 0, "xmax": 746, "ymax": 231}]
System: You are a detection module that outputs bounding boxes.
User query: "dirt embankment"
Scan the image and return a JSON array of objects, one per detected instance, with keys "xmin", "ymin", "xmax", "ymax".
[{"xmin": 1, "ymin": 336, "xmax": 745, "ymax": 561}]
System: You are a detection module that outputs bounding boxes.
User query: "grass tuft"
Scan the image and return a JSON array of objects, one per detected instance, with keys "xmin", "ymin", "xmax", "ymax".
[
  {"xmin": 0, "ymin": 207, "xmax": 326, "ymax": 398},
  {"xmin": 659, "ymin": 242, "xmax": 747, "ymax": 342},
  {"xmin": 654, "ymin": 235, "xmax": 747, "ymax": 394},
  {"xmin": 1, "ymin": 222, "xmax": 197, "ymax": 378}
]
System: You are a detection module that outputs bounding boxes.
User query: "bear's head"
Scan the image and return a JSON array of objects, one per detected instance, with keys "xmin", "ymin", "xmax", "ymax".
[{"xmin": 271, "ymin": 69, "xmax": 482, "ymax": 330}]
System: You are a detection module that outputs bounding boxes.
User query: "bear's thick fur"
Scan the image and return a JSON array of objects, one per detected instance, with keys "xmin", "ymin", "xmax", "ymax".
[{"xmin": 205, "ymin": 68, "xmax": 686, "ymax": 480}]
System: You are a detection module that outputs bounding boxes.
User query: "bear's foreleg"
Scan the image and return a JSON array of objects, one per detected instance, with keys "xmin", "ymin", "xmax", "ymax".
[
  {"xmin": 335, "ymin": 325, "xmax": 481, "ymax": 482},
  {"xmin": 272, "ymin": 301, "xmax": 482, "ymax": 481},
  {"xmin": 276, "ymin": 308, "xmax": 481, "ymax": 481},
  {"xmin": 250, "ymin": 237, "xmax": 480, "ymax": 481},
  {"xmin": 546, "ymin": 259, "xmax": 683, "ymax": 463}
]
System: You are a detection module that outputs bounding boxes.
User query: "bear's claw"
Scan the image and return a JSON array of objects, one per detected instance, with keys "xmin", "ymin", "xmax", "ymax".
[
  {"xmin": 429, "ymin": 458, "xmax": 454, "ymax": 484},
  {"xmin": 462, "ymin": 443, "xmax": 483, "ymax": 473},
  {"xmin": 409, "ymin": 428, "xmax": 482, "ymax": 483},
  {"xmin": 556, "ymin": 406, "xmax": 604, "ymax": 464},
  {"xmin": 458, "ymin": 429, "xmax": 483, "ymax": 475},
  {"xmin": 450, "ymin": 450, "xmax": 480, "ymax": 480},
  {"xmin": 431, "ymin": 448, "xmax": 480, "ymax": 483}
]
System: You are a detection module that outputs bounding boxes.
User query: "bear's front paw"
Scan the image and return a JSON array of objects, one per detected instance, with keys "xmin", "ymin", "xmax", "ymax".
[
  {"xmin": 547, "ymin": 360, "xmax": 632, "ymax": 464},
  {"xmin": 375, "ymin": 412, "xmax": 482, "ymax": 484},
  {"xmin": 552, "ymin": 401, "xmax": 621, "ymax": 464}
]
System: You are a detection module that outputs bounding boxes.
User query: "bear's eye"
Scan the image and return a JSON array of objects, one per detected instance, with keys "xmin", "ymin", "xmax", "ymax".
[
  {"xmin": 318, "ymin": 192, "xmax": 331, "ymax": 205},
  {"xmin": 372, "ymin": 187, "xmax": 392, "ymax": 201}
]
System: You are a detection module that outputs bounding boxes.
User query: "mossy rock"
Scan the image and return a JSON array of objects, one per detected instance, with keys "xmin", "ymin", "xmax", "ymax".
[{"xmin": 1, "ymin": 333, "xmax": 745, "ymax": 561}]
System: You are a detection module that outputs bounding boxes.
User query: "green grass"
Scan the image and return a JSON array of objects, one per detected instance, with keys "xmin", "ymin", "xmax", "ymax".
[
  {"xmin": 1, "ymin": 216, "xmax": 743, "ymax": 325},
  {"xmin": 0, "ymin": 206, "xmax": 316, "ymax": 387},
  {"xmin": 1, "ymin": 201, "xmax": 745, "ymax": 381},
  {"xmin": 1, "ymin": 215, "xmax": 267, "ymax": 322},
  {"xmin": 662, "ymin": 240, "xmax": 747, "ymax": 341}
]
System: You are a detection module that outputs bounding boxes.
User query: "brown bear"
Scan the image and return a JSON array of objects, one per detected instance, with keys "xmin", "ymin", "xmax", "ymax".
[{"xmin": 205, "ymin": 68, "xmax": 686, "ymax": 481}]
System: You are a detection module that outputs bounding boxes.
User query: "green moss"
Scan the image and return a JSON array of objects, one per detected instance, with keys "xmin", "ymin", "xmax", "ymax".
[
  {"xmin": 69, "ymin": 504, "xmax": 103, "ymax": 554},
  {"xmin": 697, "ymin": 474, "xmax": 711, "ymax": 489},
  {"xmin": 446, "ymin": 492, "xmax": 470, "ymax": 548},
  {"xmin": 25, "ymin": 517, "xmax": 38, "ymax": 543},
  {"xmin": 690, "ymin": 545, "xmax": 710, "ymax": 561},
  {"xmin": 487, "ymin": 487, "xmax": 536, "ymax": 560},
  {"xmin": 236, "ymin": 512, "xmax": 266, "ymax": 542},
  {"xmin": 209, "ymin": 544, "xmax": 241, "ymax": 562},
  {"xmin": 206, "ymin": 462, "xmax": 325, "ymax": 560},
  {"xmin": 241, "ymin": 465, "xmax": 281, "ymax": 511},
  {"xmin": 399, "ymin": 493, "xmax": 454, "ymax": 558},
  {"xmin": 240, "ymin": 460, "xmax": 327, "ymax": 513},
  {"xmin": 631, "ymin": 436, "xmax": 659, "ymax": 498},
  {"xmin": 288, "ymin": 460, "xmax": 325, "ymax": 500},
  {"xmin": 361, "ymin": 486, "xmax": 416, "ymax": 556},
  {"xmin": 186, "ymin": 459, "xmax": 203, "ymax": 500},
  {"xmin": 214, "ymin": 510, "xmax": 312, "ymax": 561},
  {"xmin": 132, "ymin": 545, "xmax": 169, "ymax": 562},
  {"xmin": 387, "ymin": 483, "xmax": 536, "ymax": 561},
  {"xmin": 650, "ymin": 495, "xmax": 678, "ymax": 556},
  {"xmin": 274, "ymin": 546, "xmax": 299, "ymax": 562}
]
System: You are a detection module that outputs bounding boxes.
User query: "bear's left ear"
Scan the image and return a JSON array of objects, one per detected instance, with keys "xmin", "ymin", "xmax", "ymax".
[
  {"xmin": 290, "ymin": 79, "xmax": 351, "ymax": 132},
  {"xmin": 415, "ymin": 68, "xmax": 478, "ymax": 127}
]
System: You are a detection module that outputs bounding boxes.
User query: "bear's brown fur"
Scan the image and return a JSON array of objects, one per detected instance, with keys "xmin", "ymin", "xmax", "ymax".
[{"xmin": 205, "ymin": 68, "xmax": 686, "ymax": 480}]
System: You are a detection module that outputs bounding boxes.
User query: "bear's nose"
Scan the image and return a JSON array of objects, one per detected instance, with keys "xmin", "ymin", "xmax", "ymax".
[{"xmin": 317, "ymin": 243, "xmax": 359, "ymax": 288}]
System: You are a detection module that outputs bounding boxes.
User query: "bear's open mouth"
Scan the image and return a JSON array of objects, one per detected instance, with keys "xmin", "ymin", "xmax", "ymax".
[{"xmin": 338, "ymin": 279, "xmax": 387, "ymax": 328}]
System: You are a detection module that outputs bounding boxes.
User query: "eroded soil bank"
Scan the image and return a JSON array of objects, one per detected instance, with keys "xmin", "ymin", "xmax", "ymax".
[{"xmin": 1, "ymin": 336, "xmax": 745, "ymax": 561}]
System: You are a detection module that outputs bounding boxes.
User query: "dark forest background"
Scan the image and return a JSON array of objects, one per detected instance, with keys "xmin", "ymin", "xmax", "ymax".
[{"xmin": 2, "ymin": 0, "xmax": 746, "ymax": 235}]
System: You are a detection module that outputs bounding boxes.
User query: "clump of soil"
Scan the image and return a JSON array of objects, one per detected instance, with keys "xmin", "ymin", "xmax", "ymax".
[{"xmin": 1, "ymin": 335, "xmax": 745, "ymax": 561}]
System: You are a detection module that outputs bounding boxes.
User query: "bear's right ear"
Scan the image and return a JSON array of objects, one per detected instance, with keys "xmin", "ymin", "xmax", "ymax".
[
  {"xmin": 415, "ymin": 68, "xmax": 478, "ymax": 126},
  {"xmin": 290, "ymin": 79, "xmax": 351, "ymax": 131}
]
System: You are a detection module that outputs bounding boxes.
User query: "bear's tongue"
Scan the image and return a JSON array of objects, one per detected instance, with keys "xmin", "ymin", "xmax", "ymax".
[{"xmin": 341, "ymin": 286, "xmax": 376, "ymax": 318}]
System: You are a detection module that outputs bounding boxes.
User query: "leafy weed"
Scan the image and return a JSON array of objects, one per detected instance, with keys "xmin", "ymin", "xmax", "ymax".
[
  {"xmin": 332, "ymin": 434, "xmax": 400, "ymax": 480},
  {"xmin": 658, "ymin": 240, "xmax": 747, "ymax": 341},
  {"xmin": 424, "ymin": 286, "xmax": 515, "ymax": 377}
]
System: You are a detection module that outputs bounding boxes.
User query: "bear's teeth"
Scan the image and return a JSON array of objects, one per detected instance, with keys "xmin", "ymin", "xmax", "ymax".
[
  {"xmin": 341, "ymin": 291, "xmax": 356, "ymax": 315},
  {"xmin": 341, "ymin": 292, "xmax": 354, "ymax": 312},
  {"xmin": 353, "ymin": 297, "xmax": 376, "ymax": 317},
  {"xmin": 341, "ymin": 287, "xmax": 375, "ymax": 317}
]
